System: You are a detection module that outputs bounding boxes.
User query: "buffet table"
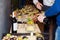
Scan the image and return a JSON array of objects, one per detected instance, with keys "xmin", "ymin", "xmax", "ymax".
[
  {"xmin": 2, "ymin": 4, "xmax": 44, "ymax": 40},
  {"xmin": 3, "ymin": 24, "xmax": 43, "ymax": 40}
]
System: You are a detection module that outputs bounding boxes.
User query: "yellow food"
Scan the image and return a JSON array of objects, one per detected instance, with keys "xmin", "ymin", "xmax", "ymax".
[
  {"xmin": 17, "ymin": 16, "xmax": 21, "ymax": 18},
  {"xmin": 17, "ymin": 36, "xmax": 22, "ymax": 40},
  {"xmin": 27, "ymin": 21, "xmax": 34, "ymax": 24},
  {"xmin": 6, "ymin": 34, "xmax": 11, "ymax": 37},
  {"xmin": 26, "ymin": 26, "xmax": 34, "ymax": 32},
  {"xmin": 35, "ymin": 32, "xmax": 44, "ymax": 40}
]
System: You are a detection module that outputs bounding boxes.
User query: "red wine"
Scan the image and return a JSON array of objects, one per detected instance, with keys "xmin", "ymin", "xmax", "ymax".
[{"xmin": 12, "ymin": 12, "xmax": 17, "ymax": 33}]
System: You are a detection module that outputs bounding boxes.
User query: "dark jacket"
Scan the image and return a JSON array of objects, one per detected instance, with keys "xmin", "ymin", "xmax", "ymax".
[{"xmin": 45, "ymin": 0, "xmax": 60, "ymax": 26}]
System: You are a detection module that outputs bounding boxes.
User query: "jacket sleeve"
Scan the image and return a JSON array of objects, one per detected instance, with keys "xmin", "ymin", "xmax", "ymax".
[
  {"xmin": 33, "ymin": 0, "xmax": 38, "ymax": 5},
  {"xmin": 45, "ymin": 0, "xmax": 60, "ymax": 17}
]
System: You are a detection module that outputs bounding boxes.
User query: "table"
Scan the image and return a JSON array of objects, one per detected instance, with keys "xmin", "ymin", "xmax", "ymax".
[{"xmin": 17, "ymin": 24, "xmax": 41, "ymax": 33}]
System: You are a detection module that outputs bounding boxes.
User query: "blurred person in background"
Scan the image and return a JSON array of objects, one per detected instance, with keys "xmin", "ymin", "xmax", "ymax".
[
  {"xmin": 33, "ymin": 0, "xmax": 56, "ymax": 40},
  {"xmin": 33, "ymin": 0, "xmax": 60, "ymax": 40}
]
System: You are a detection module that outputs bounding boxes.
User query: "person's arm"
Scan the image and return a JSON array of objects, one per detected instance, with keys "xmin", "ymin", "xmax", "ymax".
[
  {"xmin": 45, "ymin": 0, "xmax": 60, "ymax": 17},
  {"xmin": 33, "ymin": 0, "xmax": 43, "ymax": 10}
]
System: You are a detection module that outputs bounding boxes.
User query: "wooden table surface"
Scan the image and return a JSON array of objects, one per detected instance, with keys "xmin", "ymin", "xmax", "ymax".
[{"xmin": 17, "ymin": 24, "xmax": 41, "ymax": 33}]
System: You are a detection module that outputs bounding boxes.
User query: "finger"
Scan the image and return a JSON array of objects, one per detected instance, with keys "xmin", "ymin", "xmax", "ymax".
[
  {"xmin": 40, "ymin": 4, "xmax": 43, "ymax": 7},
  {"xmin": 38, "ymin": 7, "xmax": 42, "ymax": 10},
  {"xmin": 38, "ymin": 2, "xmax": 43, "ymax": 6},
  {"xmin": 39, "ymin": 3, "xmax": 43, "ymax": 7}
]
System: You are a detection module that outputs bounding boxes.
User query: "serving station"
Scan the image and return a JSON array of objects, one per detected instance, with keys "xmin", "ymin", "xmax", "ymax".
[{"xmin": 2, "ymin": 0, "xmax": 56, "ymax": 40}]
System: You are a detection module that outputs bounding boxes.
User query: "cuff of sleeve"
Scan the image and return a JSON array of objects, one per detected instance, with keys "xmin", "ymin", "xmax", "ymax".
[
  {"xmin": 42, "ymin": 12, "xmax": 46, "ymax": 18},
  {"xmin": 42, "ymin": 11, "xmax": 46, "ymax": 18},
  {"xmin": 33, "ymin": 0, "xmax": 39, "ymax": 5}
]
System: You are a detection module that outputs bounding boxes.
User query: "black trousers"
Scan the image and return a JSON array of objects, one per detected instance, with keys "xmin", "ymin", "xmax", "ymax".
[
  {"xmin": 42, "ymin": 5, "xmax": 51, "ymax": 30},
  {"xmin": 43, "ymin": 5, "xmax": 56, "ymax": 40},
  {"xmin": 42, "ymin": 5, "xmax": 51, "ymax": 40},
  {"xmin": 43, "ymin": 5, "xmax": 50, "ymax": 32}
]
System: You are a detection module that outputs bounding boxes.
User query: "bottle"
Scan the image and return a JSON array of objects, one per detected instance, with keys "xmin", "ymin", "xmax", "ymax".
[{"xmin": 12, "ymin": 12, "xmax": 17, "ymax": 33}]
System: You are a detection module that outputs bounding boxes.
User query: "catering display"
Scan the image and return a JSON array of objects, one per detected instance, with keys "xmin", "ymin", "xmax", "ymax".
[
  {"xmin": 2, "ymin": 5, "xmax": 45, "ymax": 40},
  {"xmin": 10, "ymin": 5, "xmax": 40, "ymax": 33},
  {"xmin": 13, "ymin": 5, "xmax": 39, "ymax": 23}
]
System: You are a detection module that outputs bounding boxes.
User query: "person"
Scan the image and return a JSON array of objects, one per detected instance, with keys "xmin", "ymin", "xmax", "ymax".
[
  {"xmin": 33, "ymin": 0, "xmax": 56, "ymax": 36},
  {"xmin": 33, "ymin": 0, "xmax": 56, "ymax": 40},
  {"xmin": 34, "ymin": 0, "xmax": 60, "ymax": 40},
  {"xmin": 33, "ymin": 0, "xmax": 55, "ymax": 11}
]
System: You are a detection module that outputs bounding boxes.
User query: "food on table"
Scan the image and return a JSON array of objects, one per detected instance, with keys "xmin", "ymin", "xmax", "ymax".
[
  {"xmin": 17, "ymin": 16, "xmax": 22, "ymax": 21},
  {"xmin": 6, "ymin": 34, "xmax": 11, "ymax": 37},
  {"xmin": 35, "ymin": 32, "xmax": 44, "ymax": 40},
  {"xmin": 26, "ymin": 26, "xmax": 34, "ymax": 32},
  {"xmin": 2, "ymin": 33, "xmax": 44, "ymax": 40},
  {"xmin": 2, "ymin": 36, "xmax": 9, "ymax": 40},
  {"xmin": 2, "ymin": 34, "xmax": 17, "ymax": 40},
  {"xmin": 27, "ymin": 18, "xmax": 34, "ymax": 24},
  {"xmin": 11, "ymin": 5, "xmax": 39, "ymax": 18},
  {"xmin": 23, "ymin": 36, "xmax": 28, "ymax": 40},
  {"xmin": 10, "ymin": 38, "xmax": 14, "ymax": 40},
  {"xmin": 37, "ymin": 37, "xmax": 43, "ymax": 40},
  {"xmin": 27, "ymin": 21, "xmax": 34, "ymax": 24},
  {"xmin": 10, "ymin": 35, "xmax": 17, "ymax": 40},
  {"xmin": 10, "ymin": 5, "xmax": 45, "ymax": 23},
  {"xmin": 17, "ymin": 36, "xmax": 22, "ymax": 40}
]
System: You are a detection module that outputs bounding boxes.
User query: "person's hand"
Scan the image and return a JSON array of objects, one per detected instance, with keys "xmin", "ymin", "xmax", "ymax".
[
  {"xmin": 32, "ymin": 14, "xmax": 40, "ymax": 22},
  {"xmin": 32, "ymin": 15, "xmax": 38, "ymax": 22},
  {"xmin": 32, "ymin": 16, "xmax": 37, "ymax": 22},
  {"xmin": 36, "ymin": 2, "xmax": 43, "ymax": 10},
  {"xmin": 37, "ymin": 13, "xmax": 46, "ymax": 23}
]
